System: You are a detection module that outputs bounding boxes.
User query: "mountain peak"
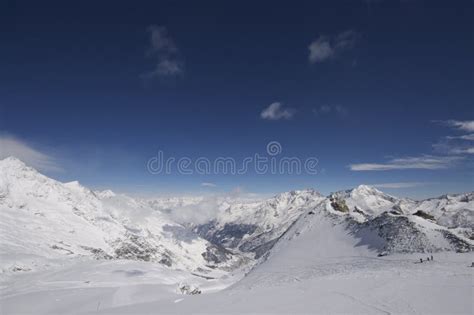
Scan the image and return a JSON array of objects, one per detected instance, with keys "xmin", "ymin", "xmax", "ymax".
[
  {"xmin": 96, "ymin": 189, "xmax": 116, "ymax": 199},
  {"xmin": 0, "ymin": 157, "xmax": 35, "ymax": 176},
  {"xmin": 331, "ymin": 185, "xmax": 386, "ymax": 200},
  {"xmin": 278, "ymin": 188, "xmax": 321, "ymax": 196},
  {"xmin": 353, "ymin": 184, "xmax": 383, "ymax": 195},
  {"xmin": 0, "ymin": 156, "xmax": 28, "ymax": 168},
  {"xmin": 350, "ymin": 185, "xmax": 399, "ymax": 203}
]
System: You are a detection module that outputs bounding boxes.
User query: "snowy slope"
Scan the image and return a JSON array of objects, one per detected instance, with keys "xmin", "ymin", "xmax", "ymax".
[
  {"xmin": 2, "ymin": 251, "xmax": 470, "ymax": 314},
  {"xmin": 0, "ymin": 157, "xmax": 243, "ymax": 275},
  {"xmin": 86, "ymin": 206, "xmax": 474, "ymax": 314},
  {"xmin": 169, "ymin": 196, "xmax": 471, "ymax": 313}
]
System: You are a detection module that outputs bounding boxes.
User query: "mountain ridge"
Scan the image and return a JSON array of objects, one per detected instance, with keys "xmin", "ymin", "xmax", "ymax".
[
  {"xmin": 1, "ymin": 157, "xmax": 472, "ymax": 278},
  {"xmin": 0, "ymin": 157, "xmax": 244, "ymax": 276}
]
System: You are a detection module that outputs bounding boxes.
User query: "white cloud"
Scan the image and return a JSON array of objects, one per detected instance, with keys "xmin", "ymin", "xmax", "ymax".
[
  {"xmin": 308, "ymin": 37, "xmax": 334, "ymax": 63},
  {"xmin": 320, "ymin": 105, "xmax": 332, "ymax": 113},
  {"xmin": 448, "ymin": 147, "xmax": 474, "ymax": 155},
  {"xmin": 372, "ymin": 182, "xmax": 433, "ymax": 189},
  {"xmin": 155, "ymin": 59, "xmax": 182, "ymax": 76},
  {"xmin": 446, "ymin": 134, "xmax": 474, "ymax": 141},
  {"xmin": 432, "ymin": 120, "xmax": 474, "ymax": 155},
  {"xmin": 143, "ymin": 25, "xmax": 183, "ymax": 78},
  {"xmin": 351, "ymin": 120, "xmax": 472, "ymax": 173},
  {"xmin": 313, "ymin": 105, "xmax": 348, "ymax": 116},
  {"xmin": 433, "ymin": 120, "xmax": 474, "ymax": 132},
  {"xmin": 308, "ymin": 30, "xmax": 358, "ymax": 63},
  {"xmin": 440, "ymin": 120, "xmax": 474, "ymax": 132},
  {"xmin": 168, "ymin": 197, "xmax": 220, "ymax": 225},
  {"xmin": 261, "ymin": 102, "xmax": 295, "ymax": 120},
  {"xmin": 433, "ymin": 140, "xmax": 474, "ymax": 155},
  {"xmin": 162, "ymin": 188, "xmax": 270, "ymax": 225},
  {"xmin": 0, "ymin": 135, "xmax": 62, "ymax": 172},
  {"xmin": 349, "ymin": 155, "xmax": 463, "ymax": 171},
  {"xmin": 148, "ymin": 25, "xmax": 177, "ymax": 53},
  {"xmin": 334, "ymin": 30, "xmax": 358, "ymax": 50},
  {"xmin": 201, "ymin": 182, "xmax": 217, "ymax": 187}
]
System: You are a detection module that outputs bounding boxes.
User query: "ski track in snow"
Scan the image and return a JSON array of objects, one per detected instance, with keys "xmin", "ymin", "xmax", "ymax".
[{"xmin": 330, "ymin": 291, "xmax": 392, "ymax": 315}]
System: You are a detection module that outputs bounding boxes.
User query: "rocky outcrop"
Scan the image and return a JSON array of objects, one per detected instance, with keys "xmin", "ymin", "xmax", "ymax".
[{"xmin": 413, "ymin": 210, "xmax": 436, "ymax": 221}]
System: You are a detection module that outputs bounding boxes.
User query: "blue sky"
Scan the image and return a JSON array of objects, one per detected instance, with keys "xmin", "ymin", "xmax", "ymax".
[{"xmin": 1, "ymin": 0, "xmax": 473, "ymax": 199}]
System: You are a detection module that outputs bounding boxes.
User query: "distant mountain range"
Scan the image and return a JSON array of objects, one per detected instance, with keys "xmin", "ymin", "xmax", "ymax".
[{"xmin": 1, "ymin": 156, "xmax": 472, "ymax": 277}]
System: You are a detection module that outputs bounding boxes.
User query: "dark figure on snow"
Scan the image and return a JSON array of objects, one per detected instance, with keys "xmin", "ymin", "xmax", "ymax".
[
  {"xmin": 427, "ymin": 257, "xmax": 430, "ymax": 261},
  {"xmin": 420, "ymin": 258, "xmax": 423, "ymax": 263},
  {"xmin": 431, "ymin": 255, "xmax": 433, "ymax": 261}
]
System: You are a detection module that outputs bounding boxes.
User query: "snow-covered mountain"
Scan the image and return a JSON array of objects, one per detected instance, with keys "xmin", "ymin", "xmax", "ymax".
[
  {"xmin": 147, "ymin": 190, "xmax": 325, "ymax": 259},
  {"xmin": 414, "ymin": 192, "xmax": 474, "ymax": 229},
  {"xmin": 328, "ymin": 184, "xmax": 473, "ymax": 229},
  {"xmin": 1, "ymin": 156, "xmax": 472, "ymax": 278},
  {"xmin": 1, "ymin": 157, "xmax": 473, "ymax": 314},
  {"xmin": 0, "ymin": 157, "xmax": 243, "ymax": 275},
  {"xmin": 84, "ymin": 187, "xmax": 474, "ymax": 314},
  {"xmin": 192, "ymin": 190, "xmax": 325, "ymax": 259},
  {"xmin": 197, "ymin": 185, "xmax": 471, "ymax": 312},
  {"xmin": 149, "ymin": 184, "xmax": 473, "ymax": 260},
  {"xmin": 324, "ymin": 185, "xmax": 473, "ymax": 253},
  {"xmin": 205, "ymin": 194, "xmax": 473, "ymax": 315}
]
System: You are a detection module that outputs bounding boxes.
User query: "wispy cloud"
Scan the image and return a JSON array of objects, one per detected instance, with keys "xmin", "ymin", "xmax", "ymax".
[
  {"xmin": 313, "ymin": 105, "xmax": 348, "ymax": 116},
  {"xmin": 435, "ymin": 120, "xmax": 474, "ymax": 132},
  {"xmin": 0, "ymin": 135, "xmax": 62, "ymax": 172},
  {"xmin": 308, "ymin": 30, "xmax": 358, "ymax": 63},
  {"xmin": 350, "ymin": 119, "xmax": 472, "ymax": 173},
  {"xmin": 433, "ymin": 139, "xmax": 474, "ymax": 155},
  {"xmin": 349, "ymin": 155, "xmax": 463, "ymax": 171},
  {"xmin": 446, "ymin": 134, "xmax": 474, "ymax": 141},
  {"xmin": 201, "ymin": 182, "xmax": 217, "ymax": 187},
  {"xmin": 142, "ymin": 25, "xmax": 183, "ymax": 78},
  {"xmin": 149, "ymin": 25, "xmax": 178, "ymax": 53},
  {"xmin": 372, "ymin": 182, "xmax": 434, "ymax": 189},
  {"xmin": 432, "ymin": 120, "xmax": 474, "ymax": 155},
  {"xmin": 308, "ymin": 38, "xmax": 333, "ymax": 63},
  {"xmin": 153, "ymin": 59, "xmax": 182, "ymax": 76},
  {"xmin": 261, "ymin": 102, "xmax": 295, "ymax": 120},
  {"xmin": 447, "ymin": 147, "xmax": 474, "ymax": 155}
]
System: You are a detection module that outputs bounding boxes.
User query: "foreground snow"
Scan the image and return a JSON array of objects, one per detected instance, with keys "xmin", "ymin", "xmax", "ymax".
[
  {"xmin": 2, "ymin": 206, "xmax": 472, "ymax": 314},
  {"xmin": 0, "ymin": 258, "xmax": 241, "ymax": 314},
  {"xmin": 1, "ymin": 253, "xmax": 472, "ymax": 314},
  {"xmin": 115, "ymin": 253, "xmax": 473, "ymax": 314}
]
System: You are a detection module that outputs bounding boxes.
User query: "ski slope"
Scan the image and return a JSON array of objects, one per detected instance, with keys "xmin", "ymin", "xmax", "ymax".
[{"xmin": 90, "ymin": 205, "xmax": 473, "ymax": 314}]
